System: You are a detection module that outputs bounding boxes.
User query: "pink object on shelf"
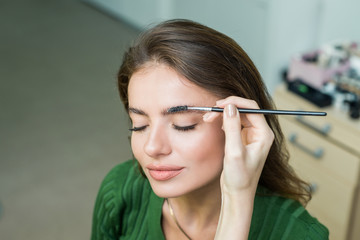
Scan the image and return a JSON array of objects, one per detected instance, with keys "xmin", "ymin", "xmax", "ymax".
[{"xmin": 288, "ymin": 52, "xmax": 350, "ymax": 89}]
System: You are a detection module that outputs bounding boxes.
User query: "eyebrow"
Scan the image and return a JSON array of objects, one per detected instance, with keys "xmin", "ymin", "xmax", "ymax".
[
  {"xmin": 128, "ymin": 105, "xmax": 203, "ymax": 116},
  {"xmin": 128, "ymin": 107, "xmax": 147, "ymax": 116}
]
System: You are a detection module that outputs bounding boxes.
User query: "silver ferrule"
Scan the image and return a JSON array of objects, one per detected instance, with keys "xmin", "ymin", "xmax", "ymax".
[{"xmin": 186, "ymin": 106, "xmax": 213, "ymax": 111}]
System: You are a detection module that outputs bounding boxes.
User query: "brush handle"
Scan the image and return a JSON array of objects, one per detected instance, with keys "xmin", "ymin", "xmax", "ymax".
[{"xmin": 210, "ymin": 107, "xmax": 326, "ymax": 116}]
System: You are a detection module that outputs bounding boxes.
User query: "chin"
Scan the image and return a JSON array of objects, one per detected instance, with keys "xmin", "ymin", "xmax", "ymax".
[{"xmin": 149, "ymin": 181, "xmax": 189, "ymax": 198}]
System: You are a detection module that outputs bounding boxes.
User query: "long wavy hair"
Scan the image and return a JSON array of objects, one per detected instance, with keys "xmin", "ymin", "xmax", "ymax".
[{"xmin": 117, "ymin": 19, "xmax": 311, "ymax": 205}]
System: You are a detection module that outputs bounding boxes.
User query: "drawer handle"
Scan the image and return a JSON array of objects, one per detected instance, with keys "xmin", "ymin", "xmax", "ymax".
[
  {"xmin": 295, "ymin": 116, "xmax": 331, "ymax": 136},
  {"xmin": 289, "ymin": 133, "xmax": 324, "ymax": 159}
]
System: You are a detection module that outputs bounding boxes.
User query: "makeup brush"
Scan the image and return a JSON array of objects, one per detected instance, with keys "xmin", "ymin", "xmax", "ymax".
[{"xmin": 167, "ymin": 106, "xmax": 327, "ymax": 116}]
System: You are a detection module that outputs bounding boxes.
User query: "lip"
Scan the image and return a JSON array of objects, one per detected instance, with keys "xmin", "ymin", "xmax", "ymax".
[{"xmin": 146, "ymin": 164, "xmax": 184, "ymax": 181}]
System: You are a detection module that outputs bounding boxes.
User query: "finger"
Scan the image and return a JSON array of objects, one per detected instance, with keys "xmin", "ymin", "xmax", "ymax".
[
  {"xmin": 223, "ymin": 104, "xmax": 244, "ymax": 157},
  {"xmin": 217, "ymin": 97, "xmax": 269, "ymax": 130}
]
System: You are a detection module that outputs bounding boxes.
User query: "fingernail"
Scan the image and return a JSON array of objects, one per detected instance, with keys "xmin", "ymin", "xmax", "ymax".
[{"xmin": 225, "ymin": 104, "xmax": 237, "ymax": 118}]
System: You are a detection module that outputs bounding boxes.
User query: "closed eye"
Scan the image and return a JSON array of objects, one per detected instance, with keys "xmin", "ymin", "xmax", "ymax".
[
  {"xmin": 173, "ymin": 123, "xmax": 197, "ymax": 132},
  {"xmin": 129, "ymin": 125, "xmax": 147, "ymax": 132}
]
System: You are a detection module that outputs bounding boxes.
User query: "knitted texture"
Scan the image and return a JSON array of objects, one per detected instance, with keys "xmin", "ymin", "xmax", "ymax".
[{"xmin": 91, "ymin": 160, "xmax": 329, "ymax": 240}]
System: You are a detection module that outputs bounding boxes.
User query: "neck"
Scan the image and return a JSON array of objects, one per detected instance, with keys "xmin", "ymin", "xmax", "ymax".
[{"xmin": 167, "ymin": 177, "xmax": 222, "ymax": 231}]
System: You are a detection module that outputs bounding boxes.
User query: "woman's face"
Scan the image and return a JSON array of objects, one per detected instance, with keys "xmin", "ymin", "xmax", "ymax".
[{"xmin": 128, "ymin": 64, "xmax": 225, "ymax": 198}]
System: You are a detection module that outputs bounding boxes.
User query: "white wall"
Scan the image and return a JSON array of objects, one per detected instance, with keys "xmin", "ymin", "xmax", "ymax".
[
  {"xmin": 261, "ymin": 0, "xmax": 321, "ymax": 93},
  {"xmin": 84, "ymin": 0, "xmax": 171, "ymax": 27},
  {"xmin": 317, "ymin": 0, "xmax": 360, "ymax": 43},
  {"xmin": 84, "ymin": 0, "xmax": 360, "ymax": 93},
  {"xmin": 170, "ymin": 0, "xmax": 268, "ymax": 83}
]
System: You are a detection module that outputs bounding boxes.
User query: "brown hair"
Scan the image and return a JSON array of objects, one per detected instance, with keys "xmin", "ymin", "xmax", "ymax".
[{"xmin": 117, "ymin": 19, "xmax": 311, "ymax": 205}]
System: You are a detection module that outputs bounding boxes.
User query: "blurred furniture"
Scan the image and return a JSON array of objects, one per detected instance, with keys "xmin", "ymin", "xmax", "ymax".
[{"xmin": 274, "ymin": 84, "xmax": 360, "ymax": 240}]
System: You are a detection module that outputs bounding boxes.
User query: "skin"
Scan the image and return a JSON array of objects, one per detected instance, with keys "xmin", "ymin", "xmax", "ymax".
[{"xmin": 128, "ymin": 63, "xmax": 274, "ymax": 239}]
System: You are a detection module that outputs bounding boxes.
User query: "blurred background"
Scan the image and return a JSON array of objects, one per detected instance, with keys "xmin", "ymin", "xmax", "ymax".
[
  {"xmin": 0, "ymin": 0, "xmax": 136, "ymax": 239},
  {"xmin": 0, "ymin": 0, "xmax": 358, "ymax": 239},
  {"xmin": 84, "ymin": 0, "xmax": 360, "ymax": 93}
]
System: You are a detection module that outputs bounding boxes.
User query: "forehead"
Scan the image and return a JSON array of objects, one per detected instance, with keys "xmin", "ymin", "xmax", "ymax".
[{"xmin": 128, "ymin": 64, "xmax": 219, "ymax": 108}]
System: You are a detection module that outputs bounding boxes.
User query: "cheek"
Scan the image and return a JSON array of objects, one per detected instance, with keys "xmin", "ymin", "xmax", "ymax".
[
  {"xmin": 175, "ymin": 123, "xmax": 225, "ymax": 165},
  {"xmin": 130, "ymin": 135, "xmax": 145, "ymax": 163}
]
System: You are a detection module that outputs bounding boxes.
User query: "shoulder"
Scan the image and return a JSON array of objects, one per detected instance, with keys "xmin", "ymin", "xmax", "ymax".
[
  {"xmin": 91, "ymin": 160, "xmax": 151, "ymax": 239},
  {"xmin": 102, "ymin": 160, "xmax": 138, "ymax": 183},
  {"xmin": 250, "ymin": 186, "xmax": 329, "ymax": 240},
  {"xmin": 95, "ymin": 159, "xmax": 149, "ymax": 206},
  {"xmin": 103, "ymin": 159, "xmax": 139, "ymax": 181}
]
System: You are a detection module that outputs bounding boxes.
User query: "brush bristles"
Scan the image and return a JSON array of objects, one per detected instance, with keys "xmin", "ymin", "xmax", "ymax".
[{"xmin": 167, "ymin": 105, "xmax": 188, "ymax": 113}]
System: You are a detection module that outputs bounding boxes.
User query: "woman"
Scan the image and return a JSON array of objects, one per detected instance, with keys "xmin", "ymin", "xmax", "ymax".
[{"xmin": 91, "ymin": 19, "xmax": 328, "ymax": 239}]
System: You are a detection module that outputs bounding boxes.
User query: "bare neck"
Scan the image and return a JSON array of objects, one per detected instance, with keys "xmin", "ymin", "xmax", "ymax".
[{"xmin": 162, "ymin": 177, "xmax": 222, "ymax": 239}]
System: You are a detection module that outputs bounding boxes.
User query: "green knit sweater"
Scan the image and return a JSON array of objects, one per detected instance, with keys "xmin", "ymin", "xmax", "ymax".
[{"xmin": 91, "ymin": 160, "xmax": 329, "ymax": 240}]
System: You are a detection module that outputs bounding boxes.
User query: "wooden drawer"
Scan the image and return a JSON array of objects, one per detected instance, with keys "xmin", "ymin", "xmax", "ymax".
[
  {"xmin": 274, "ymin": 84, "xmax": 360, "ymax": 240},
  {"xmin": 292, "ymin": 161, "xmax": 353, "ymax": 240},
  {"xmin": 280, "ymin": 117, "xmax": 360, "ymax": 186},
  {"xmin": 274, "ymin": 85, "xmax": 360, "ymax": 155},
  {"xmin": 280, "ymin": 117, "xmax": 359, "ymax": 240}
]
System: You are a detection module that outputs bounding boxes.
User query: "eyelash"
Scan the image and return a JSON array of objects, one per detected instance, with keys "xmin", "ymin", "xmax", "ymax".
[
  {"xmin": 173, "ymin": 123, "xmax": 197, "ymax": 132},
  {"xmin": 129, "ymin": 126, "xmax": 147, "ymax": 132},
  {"xmin": 129, "ymin": 124, "xmax": 197, "ymax": 132}
]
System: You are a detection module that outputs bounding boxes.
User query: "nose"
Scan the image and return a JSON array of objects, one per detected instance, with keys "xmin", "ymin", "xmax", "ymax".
[{"xmin": 144, "ymin": 125, "xmax": 172, "ymax": 158}]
